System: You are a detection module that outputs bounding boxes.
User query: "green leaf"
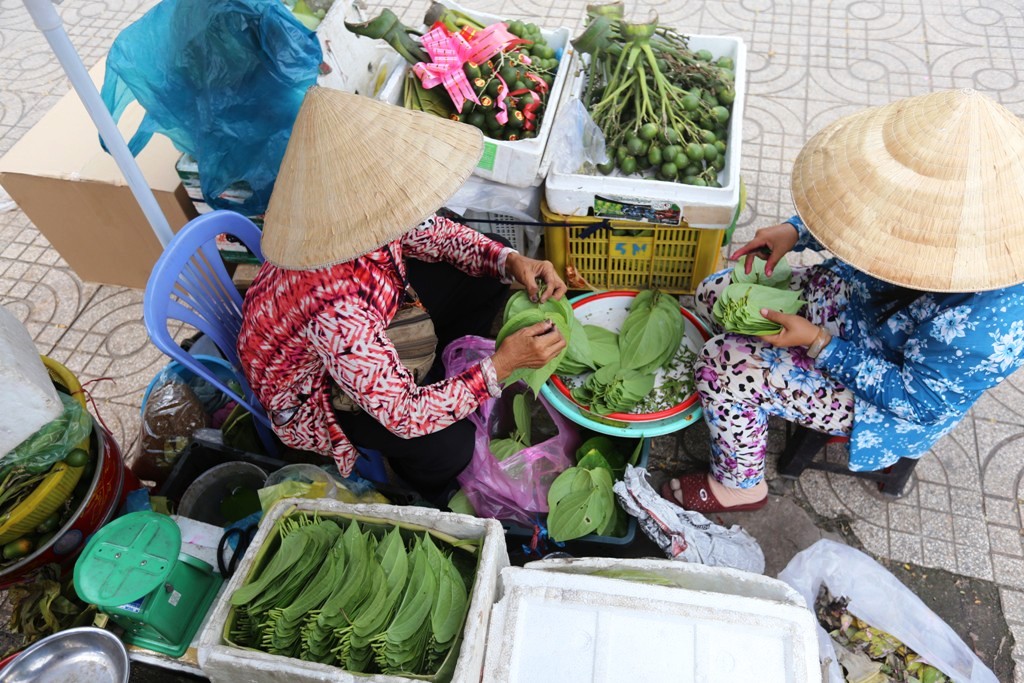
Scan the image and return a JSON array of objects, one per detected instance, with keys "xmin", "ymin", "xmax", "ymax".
[
  {"xmin": 489, "ymin": 438, "xmax": 523, "ymax": 461},
  {"xmin": 577, "ymin": 451, "xmax": 612, "ymax": 472},
  {"xmin": 732, "ymin": 255, "xmax": 792, "ymax": 289},
  {"xmin": 583, "ymin": 325, "xmax": 620, "ymax": 368},
  {"xmin": 548, "ymin": 489, "xmax": 602, "ymax": 541},
  {"xmin": 547, "ymin": 467, "xmax": 591, "ymax": 509},
  {"xmin": 430, "ymin": 554, "xmax": 467, "ymax": 644},
  {"xmin": 496, "ymin": 308, "xmax": 572, "ymax": 394},
  {"xmin": 712, "ymin": 283, "xmax": 805, "ymax": 336},
  {"xmin": 512, "ymin": 393, "xmax": 531, "ymax": 446}
]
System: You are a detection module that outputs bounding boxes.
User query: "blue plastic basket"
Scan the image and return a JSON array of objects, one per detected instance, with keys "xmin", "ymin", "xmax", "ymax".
[{"xmin": 503, "ymin": 435, "xmax": 650, "ymax": 547}]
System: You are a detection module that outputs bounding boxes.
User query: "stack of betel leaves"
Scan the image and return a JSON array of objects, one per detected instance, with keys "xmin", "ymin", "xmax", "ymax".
[
  {"xmin": 496, "ymin": 288, "xmax": 591, "ymax": 394},
  {"xmin": 228, "ymin": 514, "xmax": 472, "ymax": 677},
  {"xmin": 569, "ymin": 289, "xmax": 685, "ymax": 415},
  {"xmin": 347, "ymin": 3, "xmax": 560, "ymax": 141},
  {"xmin": 712, "ymin": 256, "xmax": 804, "ymax": 336},
  {"xmin": 573, "ymin": 2, "xmax": 737, "ymax": 187},
  {"xmin": 546, "ymin": 435, "xmax": 641, "ymax": 541}
]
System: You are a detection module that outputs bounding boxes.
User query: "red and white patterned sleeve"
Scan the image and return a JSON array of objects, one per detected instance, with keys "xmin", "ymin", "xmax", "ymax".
[
  {"xmin": 307, "ymin": 297, "xmax": 496, "ymax": 438},
  {"xmin": 401, "ymin": 213, "xmax": 513, "ymax": 279}
]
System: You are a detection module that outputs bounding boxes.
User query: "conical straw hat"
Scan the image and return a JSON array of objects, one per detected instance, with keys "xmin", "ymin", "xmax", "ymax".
[
  {"xmin": 791, "ymin": 89, "xmax": 1024, "ymax": 292},
  {"xmin": 261, "ymin": 86, "xmax": 483, "ymax": 270}
]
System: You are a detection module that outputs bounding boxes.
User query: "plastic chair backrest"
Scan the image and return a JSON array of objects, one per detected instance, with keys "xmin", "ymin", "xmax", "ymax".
[{"xmin": 143, "ymin": 210, "xmax": 271, "ymax": 430}]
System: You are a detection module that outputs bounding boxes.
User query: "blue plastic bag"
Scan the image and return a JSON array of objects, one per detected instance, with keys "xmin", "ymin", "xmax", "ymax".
[{"xmin": 100, "ymin": 0, "xmax": 323, "ymax": 215}]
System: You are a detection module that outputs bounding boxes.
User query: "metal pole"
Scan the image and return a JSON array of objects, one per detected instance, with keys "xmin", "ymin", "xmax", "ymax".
[{"xmin": 22, "ymin": 0, "xmax": 175, "ymax": 247}]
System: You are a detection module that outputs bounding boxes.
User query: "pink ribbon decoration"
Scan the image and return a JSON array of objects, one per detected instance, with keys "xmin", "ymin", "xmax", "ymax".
[{"xmin": 413, "ymin": 22, "xmax": 530, "ymax": 113}]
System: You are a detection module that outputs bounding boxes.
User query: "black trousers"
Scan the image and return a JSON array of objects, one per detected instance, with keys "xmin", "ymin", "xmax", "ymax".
[{"xmin": 335, "ymin": 240, "xmax": 509, "ymax": 505}]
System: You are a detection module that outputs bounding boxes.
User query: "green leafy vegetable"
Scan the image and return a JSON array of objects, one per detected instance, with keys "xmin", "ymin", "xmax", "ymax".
[
  {"xmin": 489, "ymin": 392, "xmax": 533, "ymax": 461},
  {"xmin": 583, "ymin": 324, "xmax": 620, "ymax": 368},
  {"xmin": 618, "ymin": 289, "xmax": 685, "ymax": 375},
  {"xmin": 570, "ymin": 362, "xmax": 656, "ymax": 415},
  {"xmin": 732, "ymin": 255, "xmax": 792, "ymax": 288},
  {"xmin": 712, "ymin": 282, "xmax": 804, "ymax": 335}
]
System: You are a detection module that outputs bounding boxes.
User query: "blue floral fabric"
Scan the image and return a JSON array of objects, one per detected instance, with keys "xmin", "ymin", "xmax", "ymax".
[{"xmin": 787, "ymin": 215, "xmax": 1024, "ymax": 470}]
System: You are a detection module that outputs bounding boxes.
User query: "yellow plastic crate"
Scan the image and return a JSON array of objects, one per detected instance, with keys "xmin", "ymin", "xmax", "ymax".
[{"xmin": 542, "ymin": 201, "xmax": 725, "ymax": 295}]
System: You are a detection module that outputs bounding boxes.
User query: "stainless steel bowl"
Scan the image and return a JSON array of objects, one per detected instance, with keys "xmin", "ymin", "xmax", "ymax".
[{"xmin": 0, "ymin": 627, "xmax": 129, "ymax": 683}]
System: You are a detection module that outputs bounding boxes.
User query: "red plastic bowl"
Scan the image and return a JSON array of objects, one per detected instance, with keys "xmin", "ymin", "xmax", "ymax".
[
  {"xmin": 550, "ymin": 290, "xmax": 711, "ymax": 422},
  {"xmin": 0, "ymin": 425, "xmax": 126, "ymax": 590}
]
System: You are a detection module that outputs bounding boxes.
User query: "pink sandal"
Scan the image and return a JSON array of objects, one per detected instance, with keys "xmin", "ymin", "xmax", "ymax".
[{"xmin": 659, "ymin": 473, "xmax": 768, "ymax": 513}]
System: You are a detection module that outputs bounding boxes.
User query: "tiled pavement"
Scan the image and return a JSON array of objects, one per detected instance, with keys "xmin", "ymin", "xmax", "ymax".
[{"xmin": 2, "ymin": 0, "xmax": 1024, "ymax": 678}]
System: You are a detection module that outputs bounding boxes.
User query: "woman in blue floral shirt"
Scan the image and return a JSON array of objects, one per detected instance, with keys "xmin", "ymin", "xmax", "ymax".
[{"xmin": 661, "ymin": 89, "xmax": 1024, "ymax": 513}]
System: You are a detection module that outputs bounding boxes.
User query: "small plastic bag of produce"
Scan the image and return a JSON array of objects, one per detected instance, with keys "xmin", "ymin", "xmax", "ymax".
[
  {"xmin": 443, "ymin": 335, "xmax": 580, "ymax": 526},
  {"xmin": 129, "ymin": 379, "xmax": 207, "ymax": 487},
  {"xmin": 778, "ymin": 539, "xmax": 998, "ymax": 683},
  {"xmin": 1, "ymin": 393, "xmax": 92, "ymax": 472}
]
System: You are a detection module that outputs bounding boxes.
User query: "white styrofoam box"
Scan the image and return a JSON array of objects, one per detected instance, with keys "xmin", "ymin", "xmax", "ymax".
[
  {"xmin": 0, "ymin": 305, "xmax": 61, "ymax": 459},
  {"xmin": 483, "ymin": 560, "xmax": 820, "ymax": 683},
  {"xmin": 544, "ymin": 34, "xmax": 747, "ymax": 228},
  {"xmin": 197, "ymin": 498, "xmax": 509, "ymax": 683},
  {"xmin": 376, "ymin": 0, "xmax": 575, "ymax": 189},
  {"xmin": 315, "ymin": 0, "xmax": 406, "ymax": 97}
]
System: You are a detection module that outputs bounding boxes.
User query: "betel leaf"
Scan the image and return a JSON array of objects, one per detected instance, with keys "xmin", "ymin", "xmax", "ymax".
[
  {"xmin": 712, "ymin": 282, "xmax": 805, "ymax": 336},
  {"xmin": 547, "ymin": 488, "xmax": 604, "ymax": 541},
  {"xmin": 618, "ymin": 290, "xmax": 685, "ymax": 375},
  {"xmin": 583, "ymin": 325, "xmax": 619, "ymax": 368},
  {"xmin": 577, "ymin": 451, "xmax": 612, "ymax": 472},
  {"xmin": 512, "ymin": 392, "xmax": 531, "ymax": 446},
  {"xmin": 576, "ymin": 435, "xmax": 617, "ymax": 463},
  {"xmin": 557, "ymin": 315, "xmax": 596, "ymax": 375},
  {"xmin": 547, "ymin": 467, "xmax": 590, "ymax": 509},
  {"xmin": 732, "ymin": 255, "xmax": 792, "ymax": 289},
  {"xmin": 496, "ymin": 308, "xmax": 571, "ymax": 394}
]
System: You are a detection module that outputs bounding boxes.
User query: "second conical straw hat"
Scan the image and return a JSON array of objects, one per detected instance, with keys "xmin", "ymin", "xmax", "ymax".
[
  {"xmin": 261, "ymin": 86, "xmax": 483, "ymax": 270},
  {"xmin": 791, "ymin": 89, "xmax": 1024, "ymax": 292}
]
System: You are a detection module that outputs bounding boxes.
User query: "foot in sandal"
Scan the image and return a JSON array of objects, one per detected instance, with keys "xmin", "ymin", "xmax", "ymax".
[{"xmin": 659, "ymin": 472, "xmax": 768, "ymax": 513}]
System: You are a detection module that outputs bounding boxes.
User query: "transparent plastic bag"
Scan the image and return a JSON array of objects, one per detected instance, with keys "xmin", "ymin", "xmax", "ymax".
[
  {"xmin": 130, "ymin": 380, "xmax": 208, "ymax": 487},
  {"xmin": 547, "ymin": 97, "xmax": 609, "ymax": 174},
  {"xmin": 443, "ymin": 336, "xmax": 580, "ymax": 527},
  {"xmin": 778, "ymin": 539, "xmax": 998, "ymax": 683},
  {"xmin": 1, "ymin": 393, "xmax": 92, "ymax": 472},
  {"xmin": 100, "ymin": 0, "xmax": 322, "ymax": 215}
]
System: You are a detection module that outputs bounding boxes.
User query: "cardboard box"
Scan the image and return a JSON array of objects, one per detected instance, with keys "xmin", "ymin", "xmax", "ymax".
[{"xmin": 0, "ymin": 60, "xmax": 197, "ymax": 290}]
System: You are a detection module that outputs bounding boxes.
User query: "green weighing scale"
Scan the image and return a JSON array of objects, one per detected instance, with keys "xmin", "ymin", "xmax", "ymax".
[{"xmin": 73, "ymin": 511, "xmax": 223, "ymax": 657}]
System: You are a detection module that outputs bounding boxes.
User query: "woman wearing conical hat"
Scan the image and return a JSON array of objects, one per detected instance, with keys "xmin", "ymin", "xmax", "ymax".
[
  {"xmin": 660, "ymin": 90, "xmax": 1024, "ymax": 512},
  {"xmin": 237, "ymin": 86, "xmax": 566, "ymax": 505}
]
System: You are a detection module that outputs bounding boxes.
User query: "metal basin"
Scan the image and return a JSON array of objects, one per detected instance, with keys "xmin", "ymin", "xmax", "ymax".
[{"xmin": 0, "ymin": 627, "xmax": 128, "ymax": 683}]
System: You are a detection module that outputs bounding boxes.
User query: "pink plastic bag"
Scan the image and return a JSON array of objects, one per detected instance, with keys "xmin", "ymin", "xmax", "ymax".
[{"xmin": 444, "ymin": 336, "xmax": 580, "ymax": 527}]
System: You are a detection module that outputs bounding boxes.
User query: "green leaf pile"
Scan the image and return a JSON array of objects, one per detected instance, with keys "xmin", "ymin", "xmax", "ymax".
[
  {"xmin": 546, "ymin": 436, "xmax": 635, "ymax": 541},
  {"xmin": 570, "ymin": 362, "xmax": 655, "ymax": 415},
  {"xmin": 617, "ymin": 289, "xmax": 685, "ymax": 375},
  {"xmin": 732, "ymin": 255, "xmax": 792, "ymax": 288},
  {"xmin": 489, "ymin": 393, "xmax": 532, "ymax": 461},
  {"xmin": 228, "ymin": 515, "xmax": 472, "ymax": 677}
]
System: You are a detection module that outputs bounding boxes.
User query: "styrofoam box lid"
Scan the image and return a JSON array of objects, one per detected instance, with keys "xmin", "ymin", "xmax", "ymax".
[
  {"xmin": 545, "ymin": 34, "xmax": 747, "ymax": 219},
  {"xmin": 483, "ymin": 562, "xmax": 821, "ymax": 683}
]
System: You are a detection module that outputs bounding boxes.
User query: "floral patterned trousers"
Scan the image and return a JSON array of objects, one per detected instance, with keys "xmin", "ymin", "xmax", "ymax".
[{"xmin": 693, "ymin": 265, "xmax": 856, "ymax": 488}]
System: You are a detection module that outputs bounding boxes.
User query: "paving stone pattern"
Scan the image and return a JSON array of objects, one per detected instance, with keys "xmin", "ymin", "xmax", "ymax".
[{"xmin": 1, "ymin": 0, "xmax": 1023, "ymax": 678}]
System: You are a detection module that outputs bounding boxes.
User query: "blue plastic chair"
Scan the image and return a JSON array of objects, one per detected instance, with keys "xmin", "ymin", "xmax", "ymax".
[
  {"xmin": 143, "ymin": 210, "xmax": 278, "ymax": 453},
  {"xmin": 143, "ymin": 210, "xmax": 388, "ymax": 481}
]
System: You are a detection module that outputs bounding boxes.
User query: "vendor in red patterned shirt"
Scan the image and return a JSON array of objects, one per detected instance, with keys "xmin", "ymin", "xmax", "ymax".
[{"xmin": 237, "ymin": 86, "xmax": 566, "ymax": 505}]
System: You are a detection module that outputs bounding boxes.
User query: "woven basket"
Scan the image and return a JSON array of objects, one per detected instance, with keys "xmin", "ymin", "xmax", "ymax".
[{"xmin": 0, "ymin": 357, "xmax": 90, "ymax": 544}]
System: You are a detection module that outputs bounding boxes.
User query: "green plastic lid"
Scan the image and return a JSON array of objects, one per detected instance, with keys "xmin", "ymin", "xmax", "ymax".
[{"xmin": 74, "ymin": 511, "xmax": 182, "ymax": 607}]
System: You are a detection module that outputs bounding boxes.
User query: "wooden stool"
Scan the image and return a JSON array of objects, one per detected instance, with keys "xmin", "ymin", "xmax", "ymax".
[{"xmin": 776, "ymin": 423, "xmax": 918, "ymax": 497}]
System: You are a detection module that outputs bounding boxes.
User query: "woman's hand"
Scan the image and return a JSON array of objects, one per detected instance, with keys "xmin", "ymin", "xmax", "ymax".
[
  {"xmin": 730, "ymin": 222, "xmax": 800, "ymax": 278},
  {"xmin": 491, "ymin": 320, "xmax": 566, "ymax": 381},
  {"xmin": 504, "ymin": 252, "xmax": 567, "ymax": 303},
  {"xmin": 759, "ymin": 309, "xmax": 821, "ymax": 349}
]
